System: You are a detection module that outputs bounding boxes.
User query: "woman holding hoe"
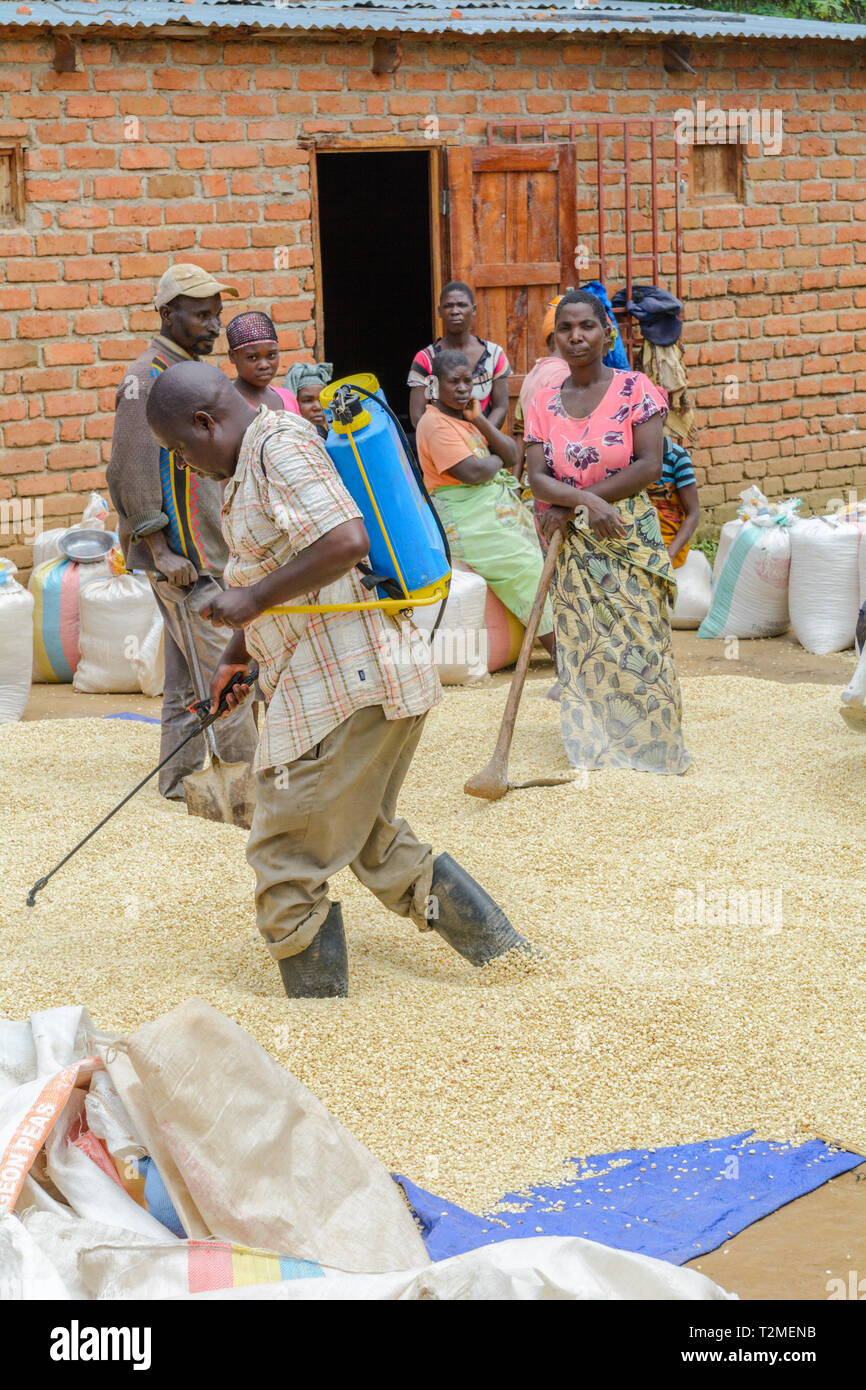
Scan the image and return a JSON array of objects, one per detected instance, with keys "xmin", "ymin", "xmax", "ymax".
[{"xmin": 524, "ymin": 290, "xmax": 690, "ymax": 774}]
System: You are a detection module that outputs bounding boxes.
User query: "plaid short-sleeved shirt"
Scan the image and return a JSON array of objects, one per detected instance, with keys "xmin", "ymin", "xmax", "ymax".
[{"xmin": 222, "ymin": 408, "xmax": 440, "ymax": 771}]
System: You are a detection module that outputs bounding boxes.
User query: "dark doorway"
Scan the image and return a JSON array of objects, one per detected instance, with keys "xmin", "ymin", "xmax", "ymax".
[{"xmin": 316, "ymin": 150, "xmax": 433, "ymax": 431}]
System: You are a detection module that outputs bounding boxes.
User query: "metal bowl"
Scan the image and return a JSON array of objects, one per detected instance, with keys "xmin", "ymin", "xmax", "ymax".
[{"xmin": 57, "ymin": 529, "xmax": 115, "ymax": 563}]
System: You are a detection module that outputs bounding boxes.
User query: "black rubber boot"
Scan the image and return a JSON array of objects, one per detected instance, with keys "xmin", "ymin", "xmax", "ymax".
[
  {"xmin": 277, "ymin": 901, "xmax": 349, "ymax": 999},
  {"xmin": 426, "ymin": 852, "xmax": 531, "ymax": 966}
]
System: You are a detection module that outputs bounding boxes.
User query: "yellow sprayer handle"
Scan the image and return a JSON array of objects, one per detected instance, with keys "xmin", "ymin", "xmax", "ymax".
[{"xmin": 265, "ymin": 581, "xmax": 449, "ymax": 618}]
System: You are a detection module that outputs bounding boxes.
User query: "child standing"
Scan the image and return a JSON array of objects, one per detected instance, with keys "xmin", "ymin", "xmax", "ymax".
[
  {"xmin": 647, "ymin": 437, "xmax": 701, "ymax": 569},
  {"xmin": 226, "ymin": 311, "xmax": 301, "ymax": 416}
]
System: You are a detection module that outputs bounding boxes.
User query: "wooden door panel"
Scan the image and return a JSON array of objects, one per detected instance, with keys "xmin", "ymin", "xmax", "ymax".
[{"xmin": 447, "ymin": 144, "xmax": 576, "ymax": 418}]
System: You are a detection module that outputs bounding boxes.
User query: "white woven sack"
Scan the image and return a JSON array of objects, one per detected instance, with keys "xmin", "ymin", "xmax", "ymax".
[
  {"xmin": 131, "ymin": 608, "xmax": 165, "ymax": 697},
  {"xmin": 789, "ymin": 516, "xmax": 861, "ymax": 655},
  {"xmin": 671, "ymin": 549, "xmax": 712, "ymax": 629},
  {"xmin": 410, "ymin": 564, "xmax": 489, "ymax": 684},
  {"xmin": 699, "ymin": 522, "xmax": 791, "ymax": 639},
  {"xmin": 0, "ymin": 569, "xmax": 34, "ymax": 723},
  {"xmin": 31, "ymin": 528, "xmax": 68, "ymax": 570},
  {"xmin": 712, "ymin": 519, "xmax": 742, "ymax": 586},
  {"xmin": 73, "ymin": 572, "xmax": 160, "ymax": 694},
  {"xmin": 115, "ymin": 998, "xmax": 431, "ymax": 1275},
  {"xmin": 858, "ymin": 523, "xmax": 866, "ymax": 611}
]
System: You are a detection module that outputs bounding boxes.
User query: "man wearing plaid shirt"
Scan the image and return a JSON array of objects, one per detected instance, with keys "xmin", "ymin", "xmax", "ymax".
[{"xmin": 146, "ymin": 361, "xmax": 529, "ymax": 998}]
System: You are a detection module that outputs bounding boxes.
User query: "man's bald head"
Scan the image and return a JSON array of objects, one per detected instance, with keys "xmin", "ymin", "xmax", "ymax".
[{"xmin": 146, "ymin": 361, "xmax": 256, "ymax": 480}]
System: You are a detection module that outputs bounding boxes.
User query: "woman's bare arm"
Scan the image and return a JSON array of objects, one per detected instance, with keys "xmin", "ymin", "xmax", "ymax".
[
  {"xmin": 485, "ymin": 375, "xmax": 509, "ymax": 430},
  {"xmin": 446, "ymin": 453, "xmax": 505, "ymax": 485},
  {"xmin": 467, "ymin": 402, "xmax": 518, "ymax": 470},
  {"xmin": 409, "ymin": 384, "xmax": 428, "ymax": 428}
]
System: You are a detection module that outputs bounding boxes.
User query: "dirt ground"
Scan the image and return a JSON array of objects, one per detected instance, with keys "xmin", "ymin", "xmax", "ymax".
[{"xmin": 18, "ymin": 630, "xmax": 865, "ymax": 1300}]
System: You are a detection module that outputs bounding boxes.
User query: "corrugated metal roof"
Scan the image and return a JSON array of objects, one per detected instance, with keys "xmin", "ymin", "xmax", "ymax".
[{"xmin": 2, "ymin": 0, "xmax": 865, "ymax": 41}]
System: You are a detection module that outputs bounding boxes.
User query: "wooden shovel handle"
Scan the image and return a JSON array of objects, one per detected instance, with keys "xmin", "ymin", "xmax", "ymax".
[{"xmin": 488, "ymin": 529, "xmax": 564, "ymax": 763}]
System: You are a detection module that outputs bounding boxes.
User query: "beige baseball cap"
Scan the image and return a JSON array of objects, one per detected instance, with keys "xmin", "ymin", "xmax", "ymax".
[{"xmin": 154, "ymin": 262, "xmax": 240, "ymax": 310}]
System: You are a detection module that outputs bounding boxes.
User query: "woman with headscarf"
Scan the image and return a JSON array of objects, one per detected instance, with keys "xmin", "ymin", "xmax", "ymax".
[
  {"xmin": 226, "ymin": 312, "xmax": 300, "ymax": 415},
  {"xmin": 524, "ymin": 289, "xmax": 690, "ymax": 775},
  {"xmin": 283, "ymin": 361, "xmax": 333, "ymax": 440}
]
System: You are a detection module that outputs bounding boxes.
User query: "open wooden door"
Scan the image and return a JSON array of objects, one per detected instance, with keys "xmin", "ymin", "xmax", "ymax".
[{"xmin": 446, "ymin": 144, "xmax": 576, "ymax": 423}]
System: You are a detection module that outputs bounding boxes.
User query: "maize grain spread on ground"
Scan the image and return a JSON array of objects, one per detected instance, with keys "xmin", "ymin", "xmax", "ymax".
[{"xmin": 1, "ymin": 672, "xmax": 864, "ymax": 1214}]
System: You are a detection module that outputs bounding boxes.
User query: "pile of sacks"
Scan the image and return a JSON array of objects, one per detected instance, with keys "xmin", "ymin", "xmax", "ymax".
[
  {"xmin": 697, "ymin": 487, "xmax": 866, "ymax": 655},
  {"xmin": 0, "ymin": 999, "xmax": 734, "ymax": 1302},
  {"xmin": 412, "ymin": 563, "xmax": 524, "ymax": 685},
  {"xmin": 0, "ymin": 494, "xmax": 165, "ymax": 723}
]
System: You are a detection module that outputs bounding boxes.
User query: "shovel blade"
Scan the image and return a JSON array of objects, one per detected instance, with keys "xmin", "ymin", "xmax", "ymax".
[{"xmin": 182, "ymin": 757, "xmax": 257, "ymax": 829}]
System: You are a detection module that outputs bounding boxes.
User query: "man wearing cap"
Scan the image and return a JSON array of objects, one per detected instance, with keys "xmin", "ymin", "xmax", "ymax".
[{"xmin": 107, "ymin": 263, "xmax": 258, "ymax": 800}]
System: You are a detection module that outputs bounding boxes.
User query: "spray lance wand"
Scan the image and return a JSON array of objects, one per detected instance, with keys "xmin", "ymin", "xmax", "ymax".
[{"xmin": 26, "ymin": 663, "xmax": 258, "ymax": 907}]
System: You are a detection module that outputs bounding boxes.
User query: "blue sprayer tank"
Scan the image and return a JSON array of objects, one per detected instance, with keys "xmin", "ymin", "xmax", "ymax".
[{"xmin": 321, "ymin": 373, "xmax": 450, "ymax": 605}]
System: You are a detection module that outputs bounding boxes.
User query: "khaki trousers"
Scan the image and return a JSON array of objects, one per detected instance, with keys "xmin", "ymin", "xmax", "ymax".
[
  {"xmin": 150, "ymin": 576, "xmax": 259, "ymax": 800},
  {"xmin": 246, "ymin": 705, "xmax": 434, "ymax": 960}
]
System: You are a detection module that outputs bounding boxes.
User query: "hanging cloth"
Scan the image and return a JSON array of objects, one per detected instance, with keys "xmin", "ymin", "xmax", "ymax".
[{"xmin": 582, "ymin": 279, "xmax": 630, "ymax": 370}]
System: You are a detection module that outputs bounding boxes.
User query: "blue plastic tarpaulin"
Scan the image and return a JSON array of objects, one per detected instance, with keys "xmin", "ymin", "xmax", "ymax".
[
  {"xmin": 103, "ymin": 714, "xmax": 161, "ymax": 724},
  {"xmin": 396, "ymin": 1132, "xmax": 863, "ymax": 1265}
]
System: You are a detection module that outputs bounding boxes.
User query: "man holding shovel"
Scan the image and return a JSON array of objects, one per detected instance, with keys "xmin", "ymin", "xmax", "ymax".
[
  {"xmin": 145, "ymin": 361, "xmax": 530, "ymax": 999},
  {"xmin": 107, "ymin": 263, "xmax": 258, "ymax": 802}
]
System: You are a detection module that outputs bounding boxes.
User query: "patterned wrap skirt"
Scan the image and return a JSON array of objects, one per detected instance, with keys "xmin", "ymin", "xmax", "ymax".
[{"xmin": 552, "ymin": 491, "xmax": 691, "ymax": 774}]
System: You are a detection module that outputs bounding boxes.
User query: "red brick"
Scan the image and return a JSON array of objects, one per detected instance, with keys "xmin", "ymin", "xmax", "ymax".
[
  {"xmin": 145, "ymin": 120, "xmax": 191, "ymax": 143},
  {"xmin": 0, "ymin": 232, "xmax": 32, "ymax": 257},
  {"xmin": 201, "ymin": 175, "xmax": 231, "ymax": 197},
  {"xmin": 3, "ymin": 420, "xmax": 56, "ymax": 447},
  {"xmin": 9, "ymin": 95, "xmax": 61, "ymax": 118},
  {"xmin": 44, "ymin": 343, "xmax": 96, "ymax": 366},
  {"xmin": 193, "ymin": 120, "xmax": 245, "ymax": 142},
  {"xmin": 165, "ymin": 201, "xmax": 216, "ymax": 225},
  {"xmin": 58, "ymin": 208, "xmax": 110, "ymax": 229},
  {"xmin": 25, "ymin": 149, "xmax": 61, "ymax": 173},
  {"xmin": 4, "ymin": 259, "xmax": 61, "ymax": 284},
  {"xmin": 210, "ymin": 146, "xmax": 259, "ymax": 169},
  {"xmin": 120, "ymin": 147, "xmax": 172, "ymax": 170},
  {"xmin": 78, "ymin": 366, "xmax": 126, "ymax": 390},
  {"xmin": 92, "ymin": 176, "xmax": 143, "ymax": 200},
  {"xmin": 117, "ymin": 253, "xmax": 170, "ymax": 280},
  {"xmin": 94, "ymin": 71, "xmax": 148, "ymax": 92},
  {"xmin": 17, "ymin": 312, "xmax": 69, "ymax": 339},
  {"xmin": 102, "ymin": 282, "xmax": 154, "ymax": 307},
  {"xmin": 65, "ymin": 95, "xmax": 116, "ymax": 118},
  {"xmin": 17, "ymin": 474, "xmax": 71, "ymax": 497},
  {"xmin": 73, "ymin": 309, "xmax": 125, "ymax": 334},
  {"xmin": 45, "ymin": 443, "xmax": 101, "ymax": 472},
  {"xmin": 118, "ymin": 96, "xmax": 170, "ymax": 117},
  {"xmin": 63, "ymin": 257, "xmax": 115, "ymax": 282},
  {"xmin": 297, "ymin": 70, "xmax": 342, "ymax": 92},
  {"xmin": 26, "ymin": 178, "xmax": 81, "ymax": 202},
  {"xmin": 40, "ymin": 121, "xmax": 88, "ymax": 145},
  {"xmin": 65, "ymin": 148, "xmax": 117, "ymax": 170},
  {"xmin": 43, "ymin": 392, "xmax": 98, "ymax": 418},
  {"xmin": 177, "ymin": 148, "xmax": 207, "ymax": 170},
  {"xmin": 146, "ymin": 227, "xmax": 198, "ymax": 253},
  {"xmin": 0, "ymin": 450, "xmax": 45, "ymax": 478},
  {"xmin": 69, "ymin": 469, "xmax": 108, "ymax": 491},
  {"xmin": 146, "ymin": 174, "xmax": 196, "ymax": 199}
]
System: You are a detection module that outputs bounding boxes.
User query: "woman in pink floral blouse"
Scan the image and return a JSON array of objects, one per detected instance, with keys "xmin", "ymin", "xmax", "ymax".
[{"xmin": 524, "ymin": 289, "xmax": 690, "ymax": 775}]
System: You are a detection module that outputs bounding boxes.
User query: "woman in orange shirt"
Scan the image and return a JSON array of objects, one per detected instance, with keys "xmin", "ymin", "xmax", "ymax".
[{"xmin": 415, "ymin": 350, "xmax": 556, "ymax": 667}]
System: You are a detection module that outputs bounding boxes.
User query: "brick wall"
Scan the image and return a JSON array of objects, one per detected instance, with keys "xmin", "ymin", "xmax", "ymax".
[{"xmin": 0, "ymin": 26, "xmax": 865, "ymax": 576}]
